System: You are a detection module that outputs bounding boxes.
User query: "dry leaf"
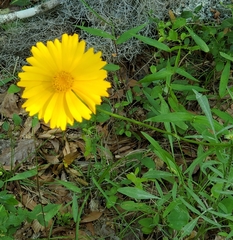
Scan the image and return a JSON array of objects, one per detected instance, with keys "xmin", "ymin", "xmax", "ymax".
[
  {"xmin": 0, "ymin": 92, "xmax": 20, "ymax": 117},
  {"xmin": 0, "ymin": 139, "xmax": 36, "ymax": 166},
  {"xmin": 22, "ymin": 193, "xmax": 37, "ymax": 210},
  {"xmin": 169, "ymin": 9, "xmax": 176, "ymax": 23},
  {"xmin": 63, "ymin": 151, "xmax": 79, "ymax": 167},
  {"xmin": 81, "ymin": 211, "xmax": 102, "ymax": 223},
  {"xmin": 31, "ymin": 219, "xmax": 45, "ymax": 233},
  {"xmin": 44, "ymin": 154, "xmax": 60, "ymax": 164}
]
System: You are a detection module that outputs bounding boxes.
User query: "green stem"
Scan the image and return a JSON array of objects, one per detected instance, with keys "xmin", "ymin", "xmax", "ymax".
[
  {"xmin": 98, "ymin": 108, "xmax": 231, "ymax": 147},
  {"xmin": 75, "ymin": 192, "xmax": 89, "ymax": 240},
  {"xmin": 223, "ymin": 140, "xmax": 233, "ymax": 190}
]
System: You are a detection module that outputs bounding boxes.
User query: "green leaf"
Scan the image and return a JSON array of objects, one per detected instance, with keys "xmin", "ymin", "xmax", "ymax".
[
  {"xmin": 131, "ymin": 33, "xmax": 170, "ymax": 52},
  {"xmin": 117, "ymin": 187, "xmax": 159, "ymax": 200},
  {"xmin": 0, "ymin": 77, "xmax": 14, "ymax": 87},
  {"xmin": 220, "ymin": 52, "xmax": 233, "ymax": 62},
  {"xmin": 32, "ymin": 115, "xmax": 39, "ymax": 128},
  {"xmin": 7, "ymin": 169, "xmax": 37, "ymax": 181},
  {"xmin": 140, "ymin": 68, "xmax": 173, "ymax": 83},
  {"xmin": 172, "ymin": 17, "xmax": 186, "ymax": 29},
  {"xmin": 193, "ymin": 90, "xmax": 216, "ymax": 138},
  {"xmin": 77, "ymin": 26, "xmax": 115, "ymax": 40},
  {"xmin": 186, "ymin": 26, "xmax": 209, "ymax": 52},
  {"xmin": 7, "ymin": 84, "xmax": 21, "ymax": 93},
  {"xmin": 181, "ymin": 218, "xmax": 199, "ymax": 238},
  {"xmin": 218, "ymin": 197, "xmax": 233, "ymax": 214},
  {"xmin": 143, "ymin": 170, "xmax": 175, "ymax": 183},
  {"xmin": 106, "ymin": 195, "xmax": 117, "ymax": 208},
  {"xmin": 72, "ymin": 194, "xmax": 78, "ymax": 223},
  {"xmin": 44, "ymin": 204, "xmax": 61, "ymax": 222},
  {"xmin": 167, "ymin": 204, "xmax": 189, "ymax": 230},
  {"xmin": 184, "ymin": 185, "xmax": 206, "ymax": 210},
  {"xmin": 212, "ymin": 109, "xmax": 233, "ymax": 124},
  {"xmin": 116, "ymin": 23, "xmax": 147, "ymax": 44},
  {"xmin": 103, "ymin": 63, "xmax": 120, "ymax": 71},
  {"xmin": 120, "ymin": 201, "xmax": 153, "ymax": 213},
  {"xmin": 175, "ymin": 67, "xmax": 199, "ymax": 81},
  {"xmin": 211, "ymin": 182, "xmax": 224, "ymax": 199},
  {"xmin": 11, "ymin": 0, "xmax": 30, "ymax": 6},
  {"xmin": 12, "ymin": 113, "xmax": 22, "ymax": 126},
  {"xmin": 219, "ymin": 60, "xmax": 230, "ymax": 98},
  {"xmin": 142, "ymin": 132, "xmax": 181, "ymax": 177},
  {"xmin": 55, "ymin": 180, "xmax": 81, "ymax": 193}
]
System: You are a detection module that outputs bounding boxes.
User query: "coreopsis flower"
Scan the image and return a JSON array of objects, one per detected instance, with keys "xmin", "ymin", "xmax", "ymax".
[{"xmin": 17, "ymin": 33, "xmax": 111, "ymax": 130}]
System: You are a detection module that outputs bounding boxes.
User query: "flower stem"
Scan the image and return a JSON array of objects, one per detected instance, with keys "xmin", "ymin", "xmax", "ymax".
[{"xmin": 98, "ymin": 108, "xmax": 231, "ymax": 147}]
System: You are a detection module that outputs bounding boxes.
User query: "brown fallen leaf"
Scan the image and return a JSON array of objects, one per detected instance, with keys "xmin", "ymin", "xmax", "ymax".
[
  {"xmin": 0, "ymin": 92, "xmax": 20, "ymax": 117},
  {"xmin": 63, "ymin": 151, "xmax": 79, "ymax": 168},
  {"xmin": 22, "ymin": 193, "xmax": 37, "ymax": 210},
  {"xmin": 81, "ymin": 211, "xmax": 103, "ymax": 223},
  {"xmin": 0, "ymin": 138, "xmax": 36, "ymax": 167}
]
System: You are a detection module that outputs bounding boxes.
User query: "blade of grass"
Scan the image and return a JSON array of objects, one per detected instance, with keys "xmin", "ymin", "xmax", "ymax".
[
  {"xmin": 193, "ymin": 90, "xmax": 217, "ymax": 140},
  {"xmin": 131, "ymin": 33, "xmax": 170, "ymax": 52},
  {"xmin": 76, "ymin": 26, "xmax": 115, "ymax": 40},
  {"xmin": 219, "ymin": 60, "xmax": 230, "ymax": 98}
]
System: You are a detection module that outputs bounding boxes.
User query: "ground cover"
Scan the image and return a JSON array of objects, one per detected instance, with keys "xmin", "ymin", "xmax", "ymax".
[{"xmin": 0, "ymin": 1, "xmax": 233, "ymax": 239}]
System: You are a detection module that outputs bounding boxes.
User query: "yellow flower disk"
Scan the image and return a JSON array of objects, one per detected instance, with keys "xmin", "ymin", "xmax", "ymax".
[{"xmin": 17, "ymin": 33, "xmax": 111, "ymax": 130}]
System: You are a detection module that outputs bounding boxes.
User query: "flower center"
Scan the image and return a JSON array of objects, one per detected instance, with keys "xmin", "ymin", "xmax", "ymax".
[{"xmin": 52, "ymin": 71, "xmax": 74, "ymax": 92}]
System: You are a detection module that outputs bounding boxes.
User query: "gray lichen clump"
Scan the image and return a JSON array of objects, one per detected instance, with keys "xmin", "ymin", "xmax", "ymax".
[{"xmin": 0, "ymin": 0, "xmax": 231, "ymax": 72}]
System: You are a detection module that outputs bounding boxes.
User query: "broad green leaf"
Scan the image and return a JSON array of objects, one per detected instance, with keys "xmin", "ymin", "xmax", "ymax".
[
  {"xmin": 103, "ymin": 63, "xmax": 120, "ymax": 71},
  {"xmin": 172, "ymin": 17, "xmax": 186, "ymax": 29},
  {"xmin": 116, "ymin": 23, "xmax": 147, "ymax": 44},
  {"xmin": 77, "ymin": 26, "xmax": 115, "ymax": 40},
  {"xmin": 7, "ymin": 169, "xmax": 37, "ymax": 181},
  {"xmin": 211, "ymin": 182, "xmax": 224, "ymax": 199},
  {"xmin": 117, "ymin": 187, "xmax": 159, "ymax": 200},
  {"xmin": 220, "ymin": 52, "xmax": 233, "ymax": 62},
  {"xmin": 140, "ymin": 68, "xmax": 173, "ymax": 83},
  {"xmin": 167, "ymin": 204, "xmax": 189, "ymax": 230},
  {"xmin": 218, "ymin": 197, "xmax": 233, "ymax": 214},
  {"xmin": 131, "ymin": 33, "xmax": 170, "ymax": 52},
  {"xmin": 219, "ymin": 60, "xmax": 230, "ymax": 98},
  {"xmin": 7, "ymin": 84, "xmax": 21, "ymax": 93},
  {"xmin": 12, "ymin": 113, "xmax": 22, "ymax": 126},
  {"xmin": 146, "ymin": 112, "xmax": 194, "ymax": 122},
  {"xmin": 186, "ymin": 26, "xmax": 209, "ymax": 52},
  {"xmin": 44, "ymin": 204, "xmax": 61, "ymax": 222},
  {"xmin": 106, "ymin": 195, "xmax": 117, "ymax": 208},
  {"xmin": 55, "ymin": 180, "xmax": 81, "ymax": 193}
]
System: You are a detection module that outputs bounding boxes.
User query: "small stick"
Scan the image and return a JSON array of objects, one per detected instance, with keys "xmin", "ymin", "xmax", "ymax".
[{"xmin": 0, "ymin": 0, "xmax": 62, "ymax": 24}]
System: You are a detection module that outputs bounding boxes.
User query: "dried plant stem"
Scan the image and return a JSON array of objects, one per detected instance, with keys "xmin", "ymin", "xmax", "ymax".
[{"xmin": 0, "ymin": 0, "xmax": 61, "ymax": 24}]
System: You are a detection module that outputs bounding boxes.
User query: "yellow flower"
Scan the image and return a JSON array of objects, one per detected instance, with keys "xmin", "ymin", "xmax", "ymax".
[{"xmin": 17, "ymin": 33, "xmax": 111, "ymax": 130}]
